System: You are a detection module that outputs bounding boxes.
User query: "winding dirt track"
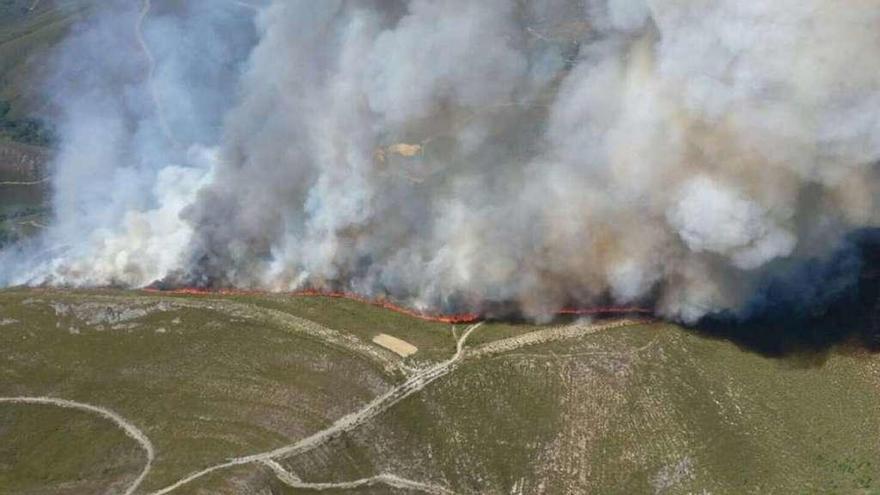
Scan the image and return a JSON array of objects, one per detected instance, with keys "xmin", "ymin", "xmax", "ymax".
[
  {"xmin": 5, "ymin": 293, "xmax": 648, "ymax": 493},
  {"xmin": 165, "ymin": 297, "xmax": 403, "ymax": 373},
  {"xmin": 0, "ymin": 397, "xmax": 154, "ymax": 495},
  {"xmin": 0, "ymin": 177, "xmax": 49, "ymax": 186},
  {"xmin": 62, "ymin": 293, "xmax": 402, "ymax": 373},
  {"xmin": 148, "ymin": 323, "xmax": 482, "ymax": 495},
  {"xmin": 469, "ymin": 318, "xmax": 649, "ymax": 358},
  {"xmin": 148, "ymin": 317, "xmax": 650, "ymax": 493},
  {"xmin": 261, "ymin": 458, "xmax": 453, "ymax": 494},
  {"xmin": 136, "ymin": 0, "xmax": 177, "ymax": 146},
  {"xmin": 227, "ymin": 0, "xmax": 259, "ymax": 10}
]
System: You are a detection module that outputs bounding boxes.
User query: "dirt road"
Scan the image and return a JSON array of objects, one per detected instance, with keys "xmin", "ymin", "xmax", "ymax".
[
  {"xmin": 148, "ymin": 323, "xmax": 482, "ymax": 495},
  {"xmin": 0, "ymin": 396, "xmax": 154, "ymax": 495}
]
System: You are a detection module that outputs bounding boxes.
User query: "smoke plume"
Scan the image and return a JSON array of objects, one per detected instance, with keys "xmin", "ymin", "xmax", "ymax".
[{"xmin": 2, "ymin": 0, "xmax": 879, "ymax": 322}]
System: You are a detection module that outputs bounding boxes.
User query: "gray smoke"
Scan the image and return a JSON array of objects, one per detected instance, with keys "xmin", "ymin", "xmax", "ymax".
[{"xmin": 3, "ymin": 0, "xmax": 879, "ymax": 322}]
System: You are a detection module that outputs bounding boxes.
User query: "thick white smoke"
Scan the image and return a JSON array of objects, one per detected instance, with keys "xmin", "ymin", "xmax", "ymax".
[{"xmin": 2, "ymin": 0, "xmax": 879, "ymax": 322}]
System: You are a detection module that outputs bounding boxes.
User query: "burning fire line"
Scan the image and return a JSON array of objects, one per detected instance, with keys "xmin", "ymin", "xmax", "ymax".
[{"xmin": 143, "ymin": 287, "xmax": 652, "ymax": 324}]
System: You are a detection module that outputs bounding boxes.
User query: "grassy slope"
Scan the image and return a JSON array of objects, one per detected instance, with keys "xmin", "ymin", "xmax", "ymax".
[
  {"xmin": 0, "ymin": 0, "xmax": 88, "ymax": 116},
  {"xmin": 0, "ymin": 1, "xmax": 86, "ymax": 243},
  {"xmin": 279, "ymin": 324, "xmax": 880, "ymax": 494},
  {"xmin": 230, "ymin": 293, "xmax": 547, "ymax": 364},
  {"xmin": 0, "ymin": 289, "xmax": 878, "ymax": 494},
  {"xmin": 0, "ymin": 405, "xmax": 143, "ymax": 494},
  {"xmin": 0, "ymin": 289, "xmax": 396, "ymax": 493}
]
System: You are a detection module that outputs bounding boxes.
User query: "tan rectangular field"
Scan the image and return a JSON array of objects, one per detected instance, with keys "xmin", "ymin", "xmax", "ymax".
[{"xmin": 372, "ymin": 333, "xmax": 418, "ymax": 357}]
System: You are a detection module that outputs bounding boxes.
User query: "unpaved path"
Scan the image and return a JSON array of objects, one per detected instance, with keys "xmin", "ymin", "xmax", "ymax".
[
  {"xmin": 468, "ymin": 318, "xmax": 650, "ymax": 358},
  {"xmin": 11, "ymin": 293, "xmax": 647, "ymax": 493},
  {"xmin": 135, "ymin": 0, "xmax": 258, "ymax": 145},
  {"xmin": 488, "ymin": 335, "xmax": 660, "ymax": 361},
  {"xmin": 150, "ymin": 318, "xmax": 646, "ymax": 493},
  {"xmin": 136, "ymin": 0, "xmax": 177, "ymax": 146},
  {"xmin": 215, "ymin": 301, "xmax": 403, "ymax": 373},
  {"xmin": 0, "ymin": 396, "xmax": 155, "ymax": 495},
  {"xmin": 0, "ymin": 177, "xmax": 49, "ymax": 186},
  {"xmin": 261, "ymin": 459, "xmax": 452, "ymax": 494},
  {"xmin": 148, "ymin": 323, "xmax": 482, "ymax": 495},
  {"xmin": 57, "ymin": 293, "xmax": 402, "ymax": 373},
  {"xmin": 17, "ymin": 219, "xmax": 48, "ymax": 229},
  {"xmin": 227, "ymin": 0, "xmax": 259, "ymax": 10}
]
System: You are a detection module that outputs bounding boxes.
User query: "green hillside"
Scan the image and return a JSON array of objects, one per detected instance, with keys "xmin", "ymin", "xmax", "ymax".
[
  {"xmin": 0, "ymin": 289, "xmax": 877, "ymax": 494},
  {"xmin": 0, "ymin": 0, "xmax": 88, "ymax": 118},
  {"xmin": 0, "ymin": 1, "xmax": 85, "ymax": 245}
]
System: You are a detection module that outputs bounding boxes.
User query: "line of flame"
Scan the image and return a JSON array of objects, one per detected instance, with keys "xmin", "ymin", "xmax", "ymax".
[{"xmin": 143, "ymin": 287, "xmax": 652, "ymax": 324}]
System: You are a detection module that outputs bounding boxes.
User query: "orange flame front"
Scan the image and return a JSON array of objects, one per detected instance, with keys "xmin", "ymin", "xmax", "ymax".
[{"xmin": 144, "ymin": 287, "xmax": 651, "ymax": 323}]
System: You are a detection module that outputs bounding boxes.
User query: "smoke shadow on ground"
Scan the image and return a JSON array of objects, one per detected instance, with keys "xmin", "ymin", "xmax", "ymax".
[{"xmin": 693, "ymin": 229, "xmax": 880, "ymax": 363}]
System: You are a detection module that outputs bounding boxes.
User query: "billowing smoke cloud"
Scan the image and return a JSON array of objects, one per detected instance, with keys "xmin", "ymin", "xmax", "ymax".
[{"xmin": 2, "ymin": 0, "xmax": 879, "ymax": 322}]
